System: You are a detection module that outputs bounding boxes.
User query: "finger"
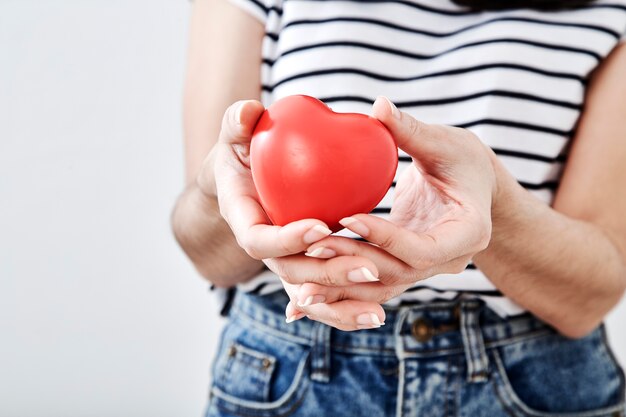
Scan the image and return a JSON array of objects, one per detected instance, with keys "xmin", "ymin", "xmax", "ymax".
[
  {"xmin": 305, "ymin": 235, "xmax": 412, "ymax": 285},
  {"xmin": 218, "ymin": 99, "xmax": 265, "ymax": 146},
  {"xmin": 216, "ymin": 152, "xmax": 333, "ymax": 259},
  {"xmin": 297, "ymin": 281, "xmax": 410, "ymax": 306},
  {"xmin": 338, "ymin": 214, "xmax": 484, "ymax": 270},
  {"xmin": 296, "ymin": 300, "xmax": 386, "ymax": 331},
  {"xmin": 371, "ymin": 96, "xmax": 458, "ymax": 161},
  {"xmin": 296, "ymin": 253, "xmax": 471, "ymax": 307},
  {"xmin": 285, "ymin": 301, "xmax": 307, "ymax": 323},
  {"xmin": 267, "ymin": 254, "xmax": 380, "ymax": 287},
  {"xmin": 226, "ymin": 211, "xmax": 334, "ymax": 259}
]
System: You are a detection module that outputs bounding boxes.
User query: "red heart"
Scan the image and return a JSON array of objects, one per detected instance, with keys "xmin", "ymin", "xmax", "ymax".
[{"xmin": 250, "ymin": 95, "xmax": 398, "ymax": 232}]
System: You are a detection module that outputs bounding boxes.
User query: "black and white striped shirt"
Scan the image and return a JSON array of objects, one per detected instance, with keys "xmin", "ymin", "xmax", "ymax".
[{"xmin": 224, "ymin": 0, "xmax": 626, "ymax": 316}]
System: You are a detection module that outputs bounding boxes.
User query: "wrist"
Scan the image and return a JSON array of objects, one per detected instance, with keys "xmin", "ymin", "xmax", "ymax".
[{"xmin": 485, "ymin": 147, "xmax": 526, "ymax": 225}]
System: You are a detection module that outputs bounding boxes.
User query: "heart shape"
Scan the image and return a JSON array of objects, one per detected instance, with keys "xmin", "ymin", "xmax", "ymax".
[{"xmin": 250, "ymin": 95, "xmax": 398, "ymax": 232}]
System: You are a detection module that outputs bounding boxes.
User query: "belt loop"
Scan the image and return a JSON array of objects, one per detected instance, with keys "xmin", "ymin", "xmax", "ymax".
[
  {"xmin": 459, "ymin": 300, "xmax": 490, "ymax": 383},
  {"xmin": 310, "ymin": 321, "xmax": 332, "ymax": 383}
]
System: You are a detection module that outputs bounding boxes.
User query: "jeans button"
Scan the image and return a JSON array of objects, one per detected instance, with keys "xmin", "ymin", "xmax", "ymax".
[{"xmin": 412, "ymin": 318, "xmax": 433, "ymax": 342}]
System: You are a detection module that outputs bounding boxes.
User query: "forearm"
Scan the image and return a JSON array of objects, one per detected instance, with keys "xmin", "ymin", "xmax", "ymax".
[
  {"xmin": 473, "ymin": 156, "xmax": 626, "ymax": 338},
  {"xmin": 171, "ymin": 181, "xmax": 264, "ymax": 287}
]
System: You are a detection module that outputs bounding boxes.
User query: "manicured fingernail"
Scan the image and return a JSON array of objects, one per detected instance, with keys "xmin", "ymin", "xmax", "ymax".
[
  {"xmin": 383, "ymin": 96, "xmax": 401, "ymax": 119},
  {"xmin": 357, "ymin": 324, "xmax": 382, "ymax": 330},
  {"xmin": 303, "ymin": 225, "xmax": 333, "ymax": 244},
  {"xmin": 297, "ymin": 295, "xmax": 326, "ymax": 307},
  {"xmin": 356, "ymin": 313, "xmax": 384, "ymax": 326},
  {"xmin": 236, "ymin": 101, "xmax": 246, "ymax": 125},
  {"xmin": 339, "ymin": 217, "xmax": 370, "ymax": 237},
  {"xmin": 286, "ymin": 312, "xmax": 305, "ymax": 323},
  {"xmin": 305, "ymin": 247, "xmax": 337, "ymax": 258},
  {"xmin": 348, "ymin": 267, "xmax": 379, "ymax": 283}
]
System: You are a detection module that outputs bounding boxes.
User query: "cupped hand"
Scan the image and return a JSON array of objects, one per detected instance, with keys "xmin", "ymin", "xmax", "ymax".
[
  {"xmin": 206, "ymin": 100, "xmax": 387, "ymax": 330},
  {"xmin": 287, "ymin": 96, "xmax": 498, "ymax": 321},
  {"xmin": 208, "ymin": 100, "xmax": 332, "ymax": 258}
]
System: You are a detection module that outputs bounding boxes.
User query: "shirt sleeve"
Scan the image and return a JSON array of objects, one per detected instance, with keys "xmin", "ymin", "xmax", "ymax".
[{"xmin": 227, "ymin": 0, "xmax": 282, "ymax": 26}]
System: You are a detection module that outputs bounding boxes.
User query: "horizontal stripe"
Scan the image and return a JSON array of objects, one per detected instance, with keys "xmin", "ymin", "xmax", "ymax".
[
  {"xmin": 519, "ymin": 179, "xmax": 559, "ymax": 190},
  {"xmin": 275, "ymin": 15, "xmax": 621, "ymax": 40},
  {"xmin": 267, "ymin": 39, "xmax": 602, "ymax": 65},
  {"xmin": 320, "ymin": 95, "xmax": 579, "ymax": 115},
  {"xmin": 388, "ymin": 179, "xmax": 559, "ymax": 190},
  {"xmin": 455, "ymin": 118, "xmax": 572, "ymax": 137},
  {"xmin": 314, "ymin": 101, "xmax": 573, "ymax": 136},
  {"xmin": 404, "ymin": 284, "xmax": 501, "ymax": 296},
  {"xmin": 247, "ymin": 0, "xmax": 283, "ymax": 15},
  {"xmin": 248, "ymin": 282, "xmax": 269, "ymax": 294},
  {"xmin": 328, "ymin": 90, "xmax": 580, "ymax": 109},
  {"xmin": 287, "ymin": 0, "xmax": 481, "ymax": 16},
  {"xmin": 252, "ymin": 0, "xmax": 626, "ymax": 27},
  {"xmin": 262, "ymin": 63, "xmax": 586, "ymax": 92},
  {"xmin": 400, "ymin": 149, "xmax": 567, "ymax": 164},
  {"xmin": 287, "ymin": 0, "xmax": 626, "ymax": 17}
]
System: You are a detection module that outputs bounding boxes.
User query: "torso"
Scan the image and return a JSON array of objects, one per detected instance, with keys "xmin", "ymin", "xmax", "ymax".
[{"xmin": 231, "ymin": 0, "xmax": 626, "ymax": 316}]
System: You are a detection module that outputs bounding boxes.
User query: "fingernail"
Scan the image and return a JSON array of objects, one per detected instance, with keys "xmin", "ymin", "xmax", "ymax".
[
  {"xmin": 297, "ymin": 294, "xmax": 326, "ymax": 307},
  {"xmin": 357, "ymin": 324, "xmax": 382, "ymax": 330},
  {"xmin": 236, "ymin": 101, "xmax": 246, "ymax": 125},
  {"xmin": 383, "ymin": 96, "xmax": 401, "ymax": 119},
  {"xmin": 286, "ymin": 312, "xmax": 305, "ymax": 323},
  {"xmin": 339, "ymin": 217, "xmax": 370, "ymax": 237},
  {"xmin": 305, "ymin": 247, "xmax": 337, "ymax": 258},
  {"xmin": 303, "ymin": 225, "xmax": 333, "ymax": 244},
  {"xmin": 356, "ymin": 313, "xmax": 384, "ymax": 326},
  {"xmin": 348, "ymin": 267, "xmax": 379, "ymax": 283}
]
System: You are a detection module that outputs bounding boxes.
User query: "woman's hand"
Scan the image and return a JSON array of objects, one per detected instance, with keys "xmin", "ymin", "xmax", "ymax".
[
  {"xmin": 287, "ymin": 97, "xmax": 498, "ymax": 320},
  {"xmin": 209, "ymin": 99, "xmax": 338, "ymax": 258},
  {"xmin": 210, "ymin": 100, "xmax": 389, "ymax": 330}
]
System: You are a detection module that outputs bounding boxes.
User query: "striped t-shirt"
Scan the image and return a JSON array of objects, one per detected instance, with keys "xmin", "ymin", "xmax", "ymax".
[{"xmin": 223, "ymin": 0, "xmax": 626, "ymax": 317}]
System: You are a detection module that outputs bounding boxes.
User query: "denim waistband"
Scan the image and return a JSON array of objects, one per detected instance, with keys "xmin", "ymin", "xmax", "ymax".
[{"xmin": 229, "ymin": 289, "xmax": 554, "ymax": 360}]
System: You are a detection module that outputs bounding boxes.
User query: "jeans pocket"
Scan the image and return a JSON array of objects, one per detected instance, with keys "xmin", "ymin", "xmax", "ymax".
[
  {"xmin": 491, "ymin": 327, "xmax": 625, "ymax": 417},
  {"xmin": 208, "ymin": 319, "xmax": 311, "ymax": 417}
]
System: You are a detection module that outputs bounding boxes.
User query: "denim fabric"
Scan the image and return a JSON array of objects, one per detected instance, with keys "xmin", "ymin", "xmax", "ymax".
[{"xmin": 206, "ymin": 290, "xmax": 625, "ymax": 417}]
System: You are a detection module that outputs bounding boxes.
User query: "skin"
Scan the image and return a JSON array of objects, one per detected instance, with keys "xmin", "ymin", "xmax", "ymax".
[
  {"xmin": 171, "ymin": 0, "xmax": 265, "ymax": 286},
  {"xmin": 172, "ymin": 0, "xmax": 626, "ymax": 337}
]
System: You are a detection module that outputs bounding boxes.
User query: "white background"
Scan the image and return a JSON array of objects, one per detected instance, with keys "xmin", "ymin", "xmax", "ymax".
[{"xmin": 0, "ymin": 1, "xmax": 624, "ymax": 417}]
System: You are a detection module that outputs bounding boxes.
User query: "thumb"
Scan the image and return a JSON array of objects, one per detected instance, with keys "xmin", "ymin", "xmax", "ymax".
[
  {"xmin": 218, "ymin": 99, "xmax": 266, "ymax": 145},
  {"xmin": 371, "ymin": 96, "xmax": 450, "ymax": 159}
]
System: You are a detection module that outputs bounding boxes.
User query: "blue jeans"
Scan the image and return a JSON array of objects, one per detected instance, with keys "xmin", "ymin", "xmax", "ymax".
[{"xmin": 206, "ymin": 290, "xmax": 625, "ymax": 417}]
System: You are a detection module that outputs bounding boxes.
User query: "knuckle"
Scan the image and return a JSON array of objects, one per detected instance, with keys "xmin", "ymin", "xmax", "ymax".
[
  {"xmin": 377, "ymin": 233, "xmax": 396, "ymax": 252},
  {"xmin": 377, "ymin": 287, "xmax": 398, "ymax": 303},
  {"xmin": 412, "ymin": 256, "xmax": 435, "ymax": 271},
  {"xmin": 384, "ymin": 264, "xmax": 412, "ymax": 286},
  {"xmin": 328, "ymin": 309, "xmax": 347, "ymax": 326},
  {"xmin": 276, "ymin": 227, "xmax": 299, "ymax": 254},
  {"xmin": 334, "ymin": 286, "xmax": 348, "ymax": 302},
  {"xmin": 407, "ymin": 117, "xmax": 422, "ymax": 138},
  {"xmin": 318, "ymin": 269, "xmax": 337, "ymax": 287},
  {"xmin": 382, "ymin": 271, "xmax": 404, "ymax": 286}
]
